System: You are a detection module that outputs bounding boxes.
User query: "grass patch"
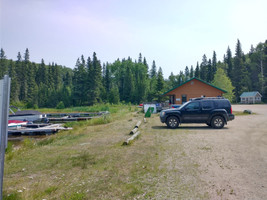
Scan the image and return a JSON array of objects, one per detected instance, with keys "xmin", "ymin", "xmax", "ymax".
[
  {"xmin": 37, "ymin": 137, "xmax": 55, "ymax": 146},
  {"xmin": 71, "ymin": 151, "xmax": 97, "ymax": 169},
  {"xmin": 44, "ymin": 186, "xmax": 58, "ymax": 195},
  {"xmin": 233, "ymin": 111, "xmax": 255, "ymax": 116},
  {"xmin": 3, "ymin": 192, "xmax": 22, "ymax": 200},
  {"xmin": 61, "ymin": 192, "xmax": 87, "ymax": 200},
  {"xmin": 36, "ymin": 103, "xmax": 135, "ymax": 114}
]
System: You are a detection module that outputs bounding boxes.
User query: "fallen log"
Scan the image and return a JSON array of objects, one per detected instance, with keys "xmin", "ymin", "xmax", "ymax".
[
  {"xmin": 123, "ymin": 131, "xmax": 140, "ymax": 145},
  {"xmin": 135, "ymin": 121, "xmax": 142, "ymax": 128},
  {"xmin": 130, "ymin": 127, "xmax": 138, "ymax": 135}
]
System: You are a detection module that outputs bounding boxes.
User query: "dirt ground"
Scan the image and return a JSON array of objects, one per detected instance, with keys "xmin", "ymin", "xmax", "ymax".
[{"xmin": 150, "ymin": 105, "xmax": 267, "ymax": 200}]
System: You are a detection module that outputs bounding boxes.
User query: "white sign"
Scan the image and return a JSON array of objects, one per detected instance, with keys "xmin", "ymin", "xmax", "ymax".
[{"xmin": 176, "ymin": 98, "xmax": 181, "ymax": 101}]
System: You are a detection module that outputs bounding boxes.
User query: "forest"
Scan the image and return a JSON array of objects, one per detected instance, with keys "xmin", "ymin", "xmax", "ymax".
[{"xmin": 0, "ymin": 39, "xmax": 267, "ymax": 108}]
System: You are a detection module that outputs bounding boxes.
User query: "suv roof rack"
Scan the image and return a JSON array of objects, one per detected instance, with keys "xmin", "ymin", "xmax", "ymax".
[{"xmin": 190, "ymin": 97, "xmax": 225, "ymax": 101}]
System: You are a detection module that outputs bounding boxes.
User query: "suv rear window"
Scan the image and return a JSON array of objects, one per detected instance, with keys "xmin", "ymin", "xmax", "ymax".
[
  {"xmin": 201, "ymin": 101, "xmax": 214, "ymax": 110},
  {"xmin": 215, "ymin": 100, "xmax": 230, "ymax": 108}
]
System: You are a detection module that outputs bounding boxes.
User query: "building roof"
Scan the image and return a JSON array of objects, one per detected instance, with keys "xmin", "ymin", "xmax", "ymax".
[
  {"xmin": 162, "ymin": 77, "xmax": 227, "ymax": 96},
  {"xmin": 240, "ymin": 91, "xmax": 262, "ymax": 98}
]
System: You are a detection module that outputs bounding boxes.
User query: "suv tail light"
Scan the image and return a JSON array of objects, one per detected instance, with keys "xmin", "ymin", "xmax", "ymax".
[{"xmin": 231, "ymin": 107, "xmax": 232, "ymax": 114}]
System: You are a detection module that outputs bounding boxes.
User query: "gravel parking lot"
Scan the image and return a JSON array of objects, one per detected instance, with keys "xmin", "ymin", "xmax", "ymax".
[{"xmin": 170, "ymin": 105, "xmax": 267, "ymax": 199}]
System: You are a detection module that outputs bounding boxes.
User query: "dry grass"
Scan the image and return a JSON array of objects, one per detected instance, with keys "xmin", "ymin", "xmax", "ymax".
[{"xmin": 3, "ymin": 106, "xmax": 205, "ymax": 199}]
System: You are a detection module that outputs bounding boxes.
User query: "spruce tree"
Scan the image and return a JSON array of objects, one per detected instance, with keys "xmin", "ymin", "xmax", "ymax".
[
  {"xmin": 8, "ymin": 61, "xmax": 19, "ymax": 102},
  {"xmin": 200, "ymin": 54, "xmax": 208, "ymax": 81},
  {"xmin": 156, "ymin": 67, "xmax": 165, "ymax": 101},
  {"xmin": 195, "ymin": 62, "xmax": 200, "ymax": 78},
  {"xmin": 207, "ymin": 59, "xmax": 212, "ymax": 82},
  {"xmin": 226, "ymin": 46, "xmax": 233, "ymax": 79},
  {"xmin": 189, "ymin": 65, "xmax": 194, "ymax": 78},
  {"xmin": 138, "ymin": 53, "xmax": 142, "ymax": 63},
  {"xmin": 0, "ymin": 48, "xmax": 8, "ymax": 78},
  {"xmin": 232, "ymin": 39, "xmax": 248, "ymax": 101},
  {"xmin": 184, "ymin": 66, "xmax": 189, "ymax": 80},
  {"xmin": 123, "ymin": 65, "xmax": 134, "ymax": 102},
  {"xmin": 150, "ymin": 60, "xmax": 157, "ymax": 78},
  {"xmin": 212, "ymin": 51, "xmax": 217, "ymax": 80}
]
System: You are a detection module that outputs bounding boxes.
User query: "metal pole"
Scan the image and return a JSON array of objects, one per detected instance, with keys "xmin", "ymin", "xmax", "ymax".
[{"xmin": 0, "ymin": 75, "xmax": 11, "ymax": 200}]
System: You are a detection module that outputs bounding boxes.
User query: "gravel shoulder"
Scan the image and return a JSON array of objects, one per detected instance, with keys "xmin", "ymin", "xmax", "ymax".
[{"xmin": 153, "ymin": 104, "xmax": 267, "ymax": 200}]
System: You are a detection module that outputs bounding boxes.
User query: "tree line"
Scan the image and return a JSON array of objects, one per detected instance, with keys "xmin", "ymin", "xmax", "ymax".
[
  {"xmin": 0, "ymin": 39, "xmax": 266, "ymax": 108},
  {"xmin": 167, "ymin": 39, "xmax": 267, "ymax": 102}
]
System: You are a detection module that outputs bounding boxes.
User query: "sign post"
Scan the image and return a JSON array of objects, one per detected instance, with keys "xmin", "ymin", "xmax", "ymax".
[{"xmin": 0, "ymin": 75, "xmax": 11, "ymax": 200}]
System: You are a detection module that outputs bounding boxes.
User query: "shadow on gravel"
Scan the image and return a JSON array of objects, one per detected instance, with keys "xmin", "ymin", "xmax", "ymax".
[{"xmin": 152, "ymin": 125, "xmax": 224, "ymax": 130}]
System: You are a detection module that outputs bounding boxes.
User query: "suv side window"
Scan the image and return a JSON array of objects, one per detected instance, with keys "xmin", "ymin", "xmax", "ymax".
[
  {"xmin": 185, "ymin": 102, "xmax": 200, "ymax": 111},
  {"xmin": 201, "ymin": 101, "xmax": 214, "ymax": 110}
]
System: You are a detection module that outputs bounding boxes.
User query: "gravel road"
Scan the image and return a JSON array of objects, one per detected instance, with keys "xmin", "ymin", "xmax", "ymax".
[{"xmin": 176, "ymin": 105, "xmax": 267, "ymax": 199}]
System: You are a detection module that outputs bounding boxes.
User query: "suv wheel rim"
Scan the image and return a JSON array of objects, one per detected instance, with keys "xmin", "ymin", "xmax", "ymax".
[
  {"xmin": 214, "ymin": 118, "xmax": 223, "ymax": 127},
  {"xmin": 169, "ymin": 118, "xmax": 177, "ymax": 127}
]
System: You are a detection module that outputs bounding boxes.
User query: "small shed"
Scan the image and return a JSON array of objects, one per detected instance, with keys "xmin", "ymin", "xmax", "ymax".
[
  {"xmin": 240, "ymin": 91, "xmax": 262, "ymax": 104},
  {"xmin": 162, "ymin": 77, "xmax": 227, "ymax": 104}
]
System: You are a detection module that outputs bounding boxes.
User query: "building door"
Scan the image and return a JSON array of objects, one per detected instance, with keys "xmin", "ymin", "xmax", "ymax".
[
  {"xmin": 169, "ymin": 95, "xmax": 175, "ymax": 104},
  {"xmin": 182, "ymin": 95, "xmax": 187, "ymax": 103}
]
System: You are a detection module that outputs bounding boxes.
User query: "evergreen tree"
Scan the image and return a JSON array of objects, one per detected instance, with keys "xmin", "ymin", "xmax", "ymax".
[
  {"xmin": 73, "ymin": 57, "xmax": 87, "ymax": 105},
  {"xmin": 123, "ymin": 65, "xmax": 134, "ymax": 102},
  {"xmin": 200, "ymin": 54, "xmax": 208, "ymax": 81},
  {"xmin": 37, "ymin": 59, "xmax": 48, "ymax": 85},
  {"xmin": 225, "ymin": 46, "xmax": 233, "ymax": 79},
  {"xmin": 168, "ymin": 72, "xmax": 176, "ymax": 88},
  {"xmin": 178, "ymin": 71, "xmax": 185, "ymax": 84},
  {"xmin": 108, "ymin": 86, "xmax": 120, "ymax": 104},
  {"xmin": 26, "ymin": 62, "xmax": 38, "ymax": 107},
  {"xmin": 232, "ymin": 39, "xmax": 249, "ymax": 101},
  {"xmin": 138, "ymin": 53, "xmax": 142, "ymax": 63},
  {"xmin": 195, "ymin": 62, "xmax": 200, "ymax": 78},
  {"xmin": 189, "ymin": 65, "xmax": 194, "ymax": 78},
  {"xmin": 207, "ymin": 59, "xmax": 212, "ymax": 82},
  {"xmin": 19, "ymin": 48, "xmax": 31, "ymax": 101},
  {"xmin": 212, "ymin": 51, "xmax": 217, "ymax": 80},
  {"xmin": 24, "ymin": 48, "xmax": 30, "ymax": 62},
  {"xmin": 87, "ymin": 52, "xmax": 102, "ymax": 105},
  {"xmin": 0, "ymin": 48, "xmax": 8, "ymax": 78},
  {"xmin": 150, "ymin": 60, "xmax": 157, "ymax": 78},
  {"xmin": 184, "ymin": 66, "xmax": 189, "ymax": 80},
  {"xmin": 8, "ymin": 61, "xmax": 19, "ymax": 102},
  {"xmin": 156, "ymin": 67, "xmax": 165, "ymax": 101}
]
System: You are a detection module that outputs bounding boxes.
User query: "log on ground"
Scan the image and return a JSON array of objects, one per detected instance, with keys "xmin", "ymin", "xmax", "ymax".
[{"xmin": 123, "ymin": 131, "xmax": 140, "ymax": 145}]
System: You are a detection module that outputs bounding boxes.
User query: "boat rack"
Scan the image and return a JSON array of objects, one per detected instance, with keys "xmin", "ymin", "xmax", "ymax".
[
  {"xmin": 46, "ymin": 111, "xmax": 109, "ymax": 123},
  {"xmin": 8, "ymin": 124, "xmax": 72, "ymax": 136}
]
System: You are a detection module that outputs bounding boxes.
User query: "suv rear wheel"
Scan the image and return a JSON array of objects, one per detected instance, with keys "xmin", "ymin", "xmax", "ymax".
[
  {"xmin": 166, "ymin": 116, "xmax": 179, "ymax": 128},
  {"xmin": 211, "ymin": 116, "xmax": 225, "ymax": 129}
]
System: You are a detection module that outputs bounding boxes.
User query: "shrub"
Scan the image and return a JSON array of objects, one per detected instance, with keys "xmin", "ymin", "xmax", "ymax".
[{"xmin": 56, "ymin": 101, "xmax": 65, "ymax": 109}]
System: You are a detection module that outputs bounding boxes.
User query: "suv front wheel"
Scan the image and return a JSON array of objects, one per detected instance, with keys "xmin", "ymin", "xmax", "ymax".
[
  {"xmin": 166, "ymin": 116, "xmax": 179, "ymax": 129},
  {"xmin": 211, "ymin": 116, "xmax": 225, "ymax": 129}
]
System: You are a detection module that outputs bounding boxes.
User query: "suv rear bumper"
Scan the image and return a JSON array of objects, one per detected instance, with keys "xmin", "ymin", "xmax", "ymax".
[{"xmin": 229, "ymin": 114, "xmax": 235, "ymax": 121}]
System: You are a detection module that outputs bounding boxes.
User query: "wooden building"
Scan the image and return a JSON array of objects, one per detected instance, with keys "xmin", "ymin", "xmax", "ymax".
[
  {"xmin": 162, "ymin": 77, "xmax": 227, "ymax": 104},
  {"xmin": 240, "ymin": 91, "xmax": 262, "ymax": 104}
]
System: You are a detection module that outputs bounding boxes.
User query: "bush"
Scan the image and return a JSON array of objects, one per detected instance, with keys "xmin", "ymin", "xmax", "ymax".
[{"xmin": 56, "ymin": 101, "xmax": 65, "ymax": 109}]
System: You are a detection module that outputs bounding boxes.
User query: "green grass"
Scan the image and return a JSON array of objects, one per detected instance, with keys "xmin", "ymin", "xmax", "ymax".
[
  {"xmin": 36, "ymin": 103, "xmax": 133, "ymax": 114},
  {"xmin": 233, "ymin": 111, "xmax": 255, "ymax": 116}
]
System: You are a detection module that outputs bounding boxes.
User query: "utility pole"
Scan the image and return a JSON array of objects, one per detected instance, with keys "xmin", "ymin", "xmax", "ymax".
[{"xmin": 0, "ymin": 75, "xmax": 11, "ymax": 200}]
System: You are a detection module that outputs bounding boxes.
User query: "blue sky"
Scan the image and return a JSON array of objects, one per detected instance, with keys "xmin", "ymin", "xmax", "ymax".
[{"xmin": 1, "ymin": 0, "xmax": 267, "ymax": 78}]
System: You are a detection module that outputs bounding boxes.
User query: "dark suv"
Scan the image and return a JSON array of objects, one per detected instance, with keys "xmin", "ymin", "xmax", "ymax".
[{"xmin": 160, "ymin": 97, "xmax": 235, "ymax": 129}]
